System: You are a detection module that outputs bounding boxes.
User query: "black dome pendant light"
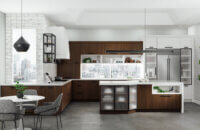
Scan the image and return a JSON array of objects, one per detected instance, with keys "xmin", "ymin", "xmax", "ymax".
[{"xmin": 14, "ymin": 0, "xmax": 30, "ymax": 52}]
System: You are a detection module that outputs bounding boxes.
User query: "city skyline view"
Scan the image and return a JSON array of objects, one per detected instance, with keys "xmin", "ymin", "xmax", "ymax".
[{"xmin": 12, "ymin": 29, "xmax": 36, "ymax": 82}]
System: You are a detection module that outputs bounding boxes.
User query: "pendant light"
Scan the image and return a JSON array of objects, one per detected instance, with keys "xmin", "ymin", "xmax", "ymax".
[
  {"xmin": 13, "ymin": 0, "xmax": 30, "ymax": 52},
  {"xmin": 144, "ymin": 8, "xmax": 147, "ymax": 48}
]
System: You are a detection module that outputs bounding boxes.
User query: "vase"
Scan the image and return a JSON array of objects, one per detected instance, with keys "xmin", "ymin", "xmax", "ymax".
[{"xmin": 17, "ymin": 92, "xmax": 24, "ymax": 98}]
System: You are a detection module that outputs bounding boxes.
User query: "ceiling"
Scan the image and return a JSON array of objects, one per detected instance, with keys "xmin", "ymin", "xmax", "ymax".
[{"xmin": 1, "ymin": 0, "xmax": 200, "ymax": 28}]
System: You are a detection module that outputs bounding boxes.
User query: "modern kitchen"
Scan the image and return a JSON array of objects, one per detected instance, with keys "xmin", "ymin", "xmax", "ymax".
[{"xmin": 0, "ymin": 0, "xmax": 200, "ymax": 130}]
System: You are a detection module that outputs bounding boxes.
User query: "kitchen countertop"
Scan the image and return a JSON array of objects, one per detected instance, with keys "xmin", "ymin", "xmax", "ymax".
[
  {"xmin": 1, "ymin": 79, "xmax": 184, "ymax": 87},
  {"xmin": 99, "ymin": 80, "xmax": 184, "ymax": 86},
  {"xmin": 0, "ymin": 80, "xmax": 72, "ymax": 87}
]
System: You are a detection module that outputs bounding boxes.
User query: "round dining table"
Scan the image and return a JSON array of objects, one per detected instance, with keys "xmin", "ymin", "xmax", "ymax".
[{"xmin": 0, "ymin": 95, "xmax": 45, "ymax": 130}]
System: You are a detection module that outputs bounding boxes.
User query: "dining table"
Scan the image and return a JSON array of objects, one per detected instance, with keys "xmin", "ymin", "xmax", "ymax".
[{"xmin": 0, "ymin": 95, "xmax": 45, "ymax": 130}]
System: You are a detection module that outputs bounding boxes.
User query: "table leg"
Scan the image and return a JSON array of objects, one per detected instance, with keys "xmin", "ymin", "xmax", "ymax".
[{"xmin": 12, "ymin": 103, "xmax": 32, "ymax": 130}]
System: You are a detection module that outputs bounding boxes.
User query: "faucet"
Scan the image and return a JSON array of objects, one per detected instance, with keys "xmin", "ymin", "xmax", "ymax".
[{"xmin": 45, "ymin": 73, "xmax": 53, "ymax": 83}]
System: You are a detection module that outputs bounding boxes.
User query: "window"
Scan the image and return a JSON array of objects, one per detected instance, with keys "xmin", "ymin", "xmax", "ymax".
[{"xmin": 12, "ymin": 29, "xmax": 36, "ymax": 82}]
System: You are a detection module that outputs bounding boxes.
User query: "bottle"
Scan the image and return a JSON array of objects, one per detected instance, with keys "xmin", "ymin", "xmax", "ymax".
[{"xmin": 144, "ymin": 73, "xmax": 149, "ymax": 82}]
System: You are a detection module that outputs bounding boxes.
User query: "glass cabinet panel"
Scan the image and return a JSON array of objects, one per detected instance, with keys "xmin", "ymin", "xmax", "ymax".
[
  {"xmin": 145, "ymin": 48, "xmax": 157, "ymax": 80},
  {"xmin": 81, "ymin": 63, "xmax": 111, "ymax": 79},
  {"xmin": 101, "ymin": 86, "xmax": 114, "ymax": 111},
  {"xmin": 180, "ymin": 48, "xmax": 192, "ymax": 85}
]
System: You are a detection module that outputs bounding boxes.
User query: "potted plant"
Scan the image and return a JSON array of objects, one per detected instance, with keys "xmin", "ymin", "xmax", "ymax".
[{"xmin": 14, "ymin": 81, "xmax": 27, "ymax": 98}]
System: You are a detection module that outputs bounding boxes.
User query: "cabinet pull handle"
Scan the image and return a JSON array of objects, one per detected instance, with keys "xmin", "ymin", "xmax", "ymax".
[{"xmin": 160, "ymin": 95, "xmax": 171, "ymax": 97}]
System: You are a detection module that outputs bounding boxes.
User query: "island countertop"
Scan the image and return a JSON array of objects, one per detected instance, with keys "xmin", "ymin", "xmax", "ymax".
[
  {"xmin": 0, "ymin": 80, "xmax": 72, "ymax": 87},
  {"xmin": 99, "ymin": 80, "xmax": 184, "ymax": 86}
]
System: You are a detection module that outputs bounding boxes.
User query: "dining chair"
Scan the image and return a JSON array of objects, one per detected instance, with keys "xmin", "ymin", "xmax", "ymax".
[
  {"xmin": 23, "ymin": 89, "xmax": 38, "ymax": 126},
  {"xmin": 23, "ymin": 89, "xmax": 38, "ymax": 109},
  {"xmin": 34, "ymin": 93, "xmax": 63, "ymax": 130},
  {"xmin": 0, "ymin": 100, "xmax": 25, "ymax": 130}
]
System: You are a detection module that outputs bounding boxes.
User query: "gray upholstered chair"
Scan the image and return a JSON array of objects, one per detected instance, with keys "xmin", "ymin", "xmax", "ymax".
[
  {"xmin": 23, "ymin": 89, "xmax": 38, "ymax": 126},
  {"xmin": 23, "ymin": 89, "xmax": 38, "ymax": 109},
  {"xmin": 34, "ymin": 93, "xmax": 63, "ymax": 130},
  {"xmin": 0, "ymin": 100, "xmax": 25, "ymax": 130}
]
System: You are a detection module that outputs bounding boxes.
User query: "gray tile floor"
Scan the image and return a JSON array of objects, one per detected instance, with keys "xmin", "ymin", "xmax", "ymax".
[{"xmin": 2, "ymin": 102, "xmax": 200, "ymax": 130}]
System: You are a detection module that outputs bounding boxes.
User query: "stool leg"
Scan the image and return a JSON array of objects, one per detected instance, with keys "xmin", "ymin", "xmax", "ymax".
[
  {"xmin": 56, "ymin": 115, "xmax": 59, "ymax": 130},
  {"xmin": 14, "ymin": 121, "xmax": 17, "ymax": 129},
  {"xmin": 59, "ymin": 115, "xmax": 62, "ymax": 128},
  {"xmin": 1, "ymin": 121, "xmax": 3, "ymax": 130},
  {"xmin": 35, "ymin": 115, "xmax": 39, "ymax": 130},
  {"xmin": 40, "ymin": 116, "xmax": 43, "ymax": 128}
]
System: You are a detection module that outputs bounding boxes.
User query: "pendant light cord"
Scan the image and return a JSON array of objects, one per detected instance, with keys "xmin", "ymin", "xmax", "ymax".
[
  {"xmin": 144, "ymin": 8, "xmax": 146, "ymax": 46},
  {"xmin": 21, "ymin": 0, "xmax": 23, "ymax": 36}
]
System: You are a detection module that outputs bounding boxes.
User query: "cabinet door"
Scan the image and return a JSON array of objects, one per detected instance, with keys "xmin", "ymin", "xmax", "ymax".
[
  {"xmin": 82, "ymin": 42, "xmax": 104, "ymax": 54},
  {"xmin": 1, "ymin": 86, "xmax": 16, "ymax": 96},
  {"xmin": 179, "ymin": 37, "xmax": 193, "ymax": 48},
  {"xmin": 69, "ymin": 42, "xmax": 81, "ymax": 64},
  {"xmin": 180, "ymin": 48, "xmax": 192, "ymax": 85},
  {"xmin": 72, "ymin": 81, "xmax": 84, "ymax": 100},
  {"xmin": 152, "ymin": 95, "xmax": 181, "ymax": 110},
  {"xmin": 72, "ymin": 80, "xmax": 99, "ymax": 101},
  {"xmin": 137, "ymin": 85, "xmax": 153, "ymax": 109},
  {"xmin": 145, "ymin": 48, "xmax": 157, "ymax": 80},
  {"xmin": 157, "ymin": 37, "xmax": 180, "ymax": 48},
  {"xmin": 86, "ymin": 81, "xmax": 100, "ymax": 100},
  {"xmin": 61, "ymin": 81, "xmax": 71, "ymax": 111},
  {"xmin": 145, "ymin": 37, "xmax": 157, "ymax": 48}
]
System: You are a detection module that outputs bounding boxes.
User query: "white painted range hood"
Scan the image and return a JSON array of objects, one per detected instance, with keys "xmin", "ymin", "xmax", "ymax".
[{"xmin": 45, "ymin": 26, "xmax": 70, "ymax": 59}]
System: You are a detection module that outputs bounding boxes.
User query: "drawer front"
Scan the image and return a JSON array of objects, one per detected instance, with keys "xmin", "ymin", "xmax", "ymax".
[{"xmin": 152, "ymin": 95, "xmax": 181, "ymax": 110}]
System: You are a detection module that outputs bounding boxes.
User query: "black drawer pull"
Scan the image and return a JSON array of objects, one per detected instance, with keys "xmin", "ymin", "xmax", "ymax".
[{"xmin": 160, "ymin": 95, "xmax": 171, "ymax": 97}]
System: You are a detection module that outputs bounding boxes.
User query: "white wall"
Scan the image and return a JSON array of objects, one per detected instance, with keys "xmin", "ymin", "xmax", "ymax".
[
  {"xmin": 188, "ymin": 25, "xmax": 200, "ymax": 103},
  {"xmin": 0, "ymin": 12, "xmax": 5, "ymax": 84},
  {"xmin": 67, "ymin": 28, "xmax": 187, "ymax": 42}
]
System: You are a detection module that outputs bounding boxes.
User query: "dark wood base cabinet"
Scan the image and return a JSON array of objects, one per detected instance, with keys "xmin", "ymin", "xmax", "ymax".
[
  {"xmin": 137, "ymin": 85, "xmax": 181, "ymax": 112},
  {"xmin": 1, "ymin": 81, "xmax": 72, "ymax": 113},
  {"xmin": 72, "ymin": 80, "xmax": 100, "ymax": 101}
]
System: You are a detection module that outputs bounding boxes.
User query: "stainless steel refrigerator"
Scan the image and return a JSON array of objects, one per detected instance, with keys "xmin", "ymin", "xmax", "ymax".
[{"xmin": 157, "ymin": 49, "xmax": 180, "ymax": 81}]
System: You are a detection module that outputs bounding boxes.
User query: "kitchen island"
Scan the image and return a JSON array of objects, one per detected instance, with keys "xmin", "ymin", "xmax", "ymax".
[
  {"xmin": 100, "ymin": 80, "xmax": 184, "ymax": 114},
  {"xmin": 0, "ymin": 80, "xmax": 72, "ymax": 113}
]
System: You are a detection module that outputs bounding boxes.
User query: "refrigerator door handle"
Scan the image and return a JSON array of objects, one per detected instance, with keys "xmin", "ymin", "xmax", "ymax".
[
  {"xmin": 167, "ymin": 57, "xmax": 170, "ymax": 80},
  {"xmin": 169, "ymin": 58, "xmax": 170, "ymax": 80}
]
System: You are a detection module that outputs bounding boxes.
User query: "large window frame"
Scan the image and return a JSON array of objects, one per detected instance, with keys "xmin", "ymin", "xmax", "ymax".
[{"xmin": 12, "ymin": 29, "xmax": 37, "ymax": 82}]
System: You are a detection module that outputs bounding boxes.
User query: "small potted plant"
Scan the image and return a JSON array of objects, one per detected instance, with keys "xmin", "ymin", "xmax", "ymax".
[{"xmin": 14, "ymin": 81, "xmax": 27, "ymax": 98}]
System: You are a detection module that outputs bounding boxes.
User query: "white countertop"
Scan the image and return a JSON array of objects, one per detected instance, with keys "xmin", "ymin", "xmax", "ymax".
[
  {"xmin": 0, "ymin": 80, "xmax": 72, "ymax": 87},
  {"xmin": 99, "ymin": 80, "xmax": 184, "ymax": 86},
  {"xmin": 1, "ymin": 79, "xmax": 184, "ymax": 87}
]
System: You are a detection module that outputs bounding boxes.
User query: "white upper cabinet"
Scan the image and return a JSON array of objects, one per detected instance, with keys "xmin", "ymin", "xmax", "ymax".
[
  {"xmin": 145, "ymin": 36, "xmax": 193, "ymax": 49},
  {"xmin": 145, "ymin": 37, "xmax": 157, "ymax": 48},
  {"xmin": 179, "ymin": 37, "xmax": 193, "ymax": 48},
  {"xmin": 157, "ymin": 37, "xmax": 180, "ymax": 48},
  {"xmin": 45, "ymin": 26, "xmax": 70, "ymax": 59}
]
